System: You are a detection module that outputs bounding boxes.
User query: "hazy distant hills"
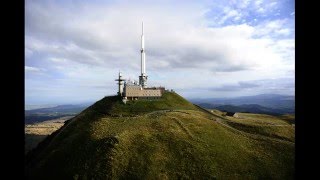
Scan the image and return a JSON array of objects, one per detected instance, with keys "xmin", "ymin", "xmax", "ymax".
[
  {"xmin": 200, "ymin": 104, "xmax": 292, "ymax": 115},
  {"xmin": 25, "ymin": 94, "xmax": 294, "ymax": 124},
  {"xmin": 190, "ymin": 94, "xmax": 295, "ymax": 115},
  {"xmin": 25, "ymin": 103, "xmax": 92, "ymax": 124},
  {"xmin": 25, "ymin": 103, "xmax": 92, "ymax": 115},
  {"xmin": 25, "ymin": 104, "xmax": 58, "ymax": 110}
]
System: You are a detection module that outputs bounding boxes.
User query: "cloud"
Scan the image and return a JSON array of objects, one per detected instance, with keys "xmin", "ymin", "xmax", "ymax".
[
  {"xmin": 254, "ymin": 19, "xmax": 292, "ymax": 37},
  {"xmin": 25, "ymin": 66, "xmax": 46, "ymax": 73},
  {"xmin": 210, "ymin": 81, "xmax": 261, "ymax": 91},
  {"xmin": 219, "ymin": 8, "xmax": 241, "ymax": 24},
  {"xmin": 176, "ymin": 77, "xmax": 294, "ymax": 98},
  {"xmin": 25, "ymin": 48, "xmax": 33, "ymax": 58},
  {"xmin": 25, "ymin": 0, "xmax": 295, "ymax": 104},
  {"xmin": 254, "ymin": 0, "xmax": 263, "ymax": 7},
  {"xmin": 209, "ymin": 78, "xmax": 294, "ymax": 93},
  {"xmin": 26, "ymin": 1, "xmax": 293, "ymax": 73}
]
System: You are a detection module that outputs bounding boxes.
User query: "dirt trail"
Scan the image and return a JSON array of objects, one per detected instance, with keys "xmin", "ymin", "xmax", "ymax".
[{"xmin": 172, "ymin": 117, "xmax": 195, "ymax": 139}]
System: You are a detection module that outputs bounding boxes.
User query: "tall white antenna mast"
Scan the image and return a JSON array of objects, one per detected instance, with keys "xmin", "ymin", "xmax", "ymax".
[{"xmin": 139, "ymin": 21, "xmax": 147, "ymax": 88}]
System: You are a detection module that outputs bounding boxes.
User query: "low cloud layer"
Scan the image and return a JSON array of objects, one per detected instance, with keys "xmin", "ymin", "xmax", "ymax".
[
  {"xmin": 210, "ymin": 81, "xmax": 261, "ymax": 91},
  {"xmin": 25, "ymin": 0, "xmax": 295, "ymax": 104}
]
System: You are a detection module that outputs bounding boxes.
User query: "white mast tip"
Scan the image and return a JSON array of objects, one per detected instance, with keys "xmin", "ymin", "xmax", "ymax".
[{"xmin": 142, "ymin": 21, "xmax": 144, "ymax": 34}]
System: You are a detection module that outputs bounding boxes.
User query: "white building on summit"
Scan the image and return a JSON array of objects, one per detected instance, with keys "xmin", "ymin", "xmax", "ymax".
[{"xmin": 115, "ymin": 22, "xmax": 165, "ymax": 101}]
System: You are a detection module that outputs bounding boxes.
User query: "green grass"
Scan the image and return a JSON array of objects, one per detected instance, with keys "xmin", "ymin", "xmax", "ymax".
[
  {"xmin": 25, "ymin": 92, "xmax": 294, "ymax": 179},
  {"xmin": 213, "ymin": 111, "xmax": 295, "ymax": 142},
  {"xmin": 109, "ymin": 92, "xmax": 198, "ymax": 116}
]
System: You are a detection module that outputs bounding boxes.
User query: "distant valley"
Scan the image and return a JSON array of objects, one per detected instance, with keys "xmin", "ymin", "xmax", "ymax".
[
  {"xmin": 25, "ymin": 116, "xmax": 72, "ymax": 154},
  {"xmin": 25, "ymin": 103, "xmax": 92, "ymax": 124},
  {"xmin": 25, "ymin": 103, "xmax": 93, "ymax": 153}
]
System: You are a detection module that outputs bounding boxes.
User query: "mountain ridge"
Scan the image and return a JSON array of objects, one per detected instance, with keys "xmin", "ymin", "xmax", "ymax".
[
  {"xmin": 190, "ymin": 94, "xmax": 294, "ymax": 114},
  {"xmin": 198, "ymin": 103, "xmax": 294, "ymax": 115},
  {"xmin": 25, "ymin": 92, "xmax": 294, "ymax": 179}
]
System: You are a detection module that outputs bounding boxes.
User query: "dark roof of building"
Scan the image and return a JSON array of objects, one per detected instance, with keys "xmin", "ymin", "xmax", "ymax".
[{"xmin": 226, "ymin": 112, "xmax": 236, "ymax": 116}]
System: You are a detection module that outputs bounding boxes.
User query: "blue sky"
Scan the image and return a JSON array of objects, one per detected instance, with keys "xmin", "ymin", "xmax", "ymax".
[{"xmin": 25, "ymin": 0, "xmax": 295, "ymax": 105}]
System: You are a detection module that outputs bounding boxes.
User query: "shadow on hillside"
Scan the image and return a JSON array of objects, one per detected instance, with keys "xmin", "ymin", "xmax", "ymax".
[{"xmin": 25, "ymin": 134, "xmax": 48, "ymax": 154}]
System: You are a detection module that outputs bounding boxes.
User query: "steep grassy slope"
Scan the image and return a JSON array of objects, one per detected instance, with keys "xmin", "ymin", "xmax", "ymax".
[
  {"xmin": 25, "ymin": 92, "xmax": 294, "ymax": 179},
  {"xmin": 25, "ymin": 116, "xmax": 72, "ymax": 154}
]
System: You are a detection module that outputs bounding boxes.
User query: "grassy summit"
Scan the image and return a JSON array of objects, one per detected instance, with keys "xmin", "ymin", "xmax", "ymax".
[
  {"xmin": 25, "ymin": 92, "xmax": 294, "ymax": 179},
  {"xmin": 108, "ymin": 91, "xmax": 198, "ymax": 116}
]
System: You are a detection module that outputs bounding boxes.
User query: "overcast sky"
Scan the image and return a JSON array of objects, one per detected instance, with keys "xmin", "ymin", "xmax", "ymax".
[{"xmin": 25, "ymin": 0, "xmax": 295, "ymax": 105}]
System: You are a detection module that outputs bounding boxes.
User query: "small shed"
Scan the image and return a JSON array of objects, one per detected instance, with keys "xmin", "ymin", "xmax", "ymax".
[{"xmin": 233, "ymin": 113, "xmax": 240, "ymax": 118}]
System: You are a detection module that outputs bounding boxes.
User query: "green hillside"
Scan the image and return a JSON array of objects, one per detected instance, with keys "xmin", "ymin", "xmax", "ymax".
[{"xmin": 25, "ymin": 92, "xmax": 294, "ymax": 179}]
